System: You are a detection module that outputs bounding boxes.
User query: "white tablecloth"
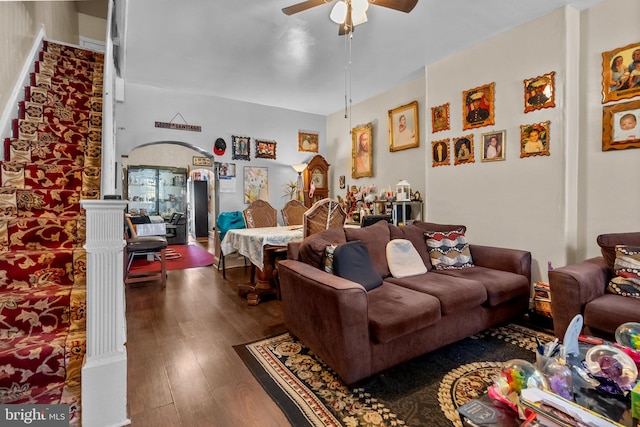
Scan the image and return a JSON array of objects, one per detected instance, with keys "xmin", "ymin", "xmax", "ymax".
[{"xmin": 220, "ymin": 226, "xmax": 303, "ymax": 270}]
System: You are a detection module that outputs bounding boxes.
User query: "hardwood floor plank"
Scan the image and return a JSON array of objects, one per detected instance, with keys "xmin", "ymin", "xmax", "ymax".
[{"xmin": 126, "ymin": 239, "xmax": 291, "ymax": 426}]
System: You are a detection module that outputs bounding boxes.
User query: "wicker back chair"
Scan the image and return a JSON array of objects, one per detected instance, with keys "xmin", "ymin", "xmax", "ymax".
[
  {"xmin": 243, "ymin": 199, "xmax": 278, "ymax": 228},
  {"xmin": 281, "ymin": 199, "xmax": 307, "ymax": 226},
  {"xmin": 302, "ymin": 198, "xmax": 347, "ymax": 238}
]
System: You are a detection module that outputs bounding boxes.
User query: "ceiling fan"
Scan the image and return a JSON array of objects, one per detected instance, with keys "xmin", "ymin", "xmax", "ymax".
[{"xmin": 282, "ymin": 0, "xmax": 418, "ymax": 35}]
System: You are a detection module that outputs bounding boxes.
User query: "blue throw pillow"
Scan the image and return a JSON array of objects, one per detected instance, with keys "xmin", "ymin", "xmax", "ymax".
[{"xmin": 333, "ymin": 241, "xmax": 383, "ymax": 291}]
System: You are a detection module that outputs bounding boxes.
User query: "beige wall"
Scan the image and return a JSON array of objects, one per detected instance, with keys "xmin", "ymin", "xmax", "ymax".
[{"xmin": 0, "ymin": 2, "xmax": 81, "ymax": 131}]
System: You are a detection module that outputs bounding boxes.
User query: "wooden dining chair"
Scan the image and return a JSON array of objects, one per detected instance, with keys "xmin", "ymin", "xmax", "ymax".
[
  {"xmin": 302, "ymin": 198, "xmax": 347, "ymax": 238},
  {"xmin": 281, "ymin": 199, "xmax": 307, "ymax": 226},
  {"xmin": 124, "ymin": 216, "xmax": 168, "ymax": 287},
  {"xmin": 243, "ymin": 199, "xmax": 278, "ymax": 228}
]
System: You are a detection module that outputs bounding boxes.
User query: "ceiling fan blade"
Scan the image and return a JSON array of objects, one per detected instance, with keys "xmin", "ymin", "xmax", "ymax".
[
  {"xmin": 282, "ymin": 0, "xmax": 332, "ymax": 15},
  {"xmin": 338, "ymin": 2, "xmax": 353, "ymax": 36},
  {"xmin": 370, "ymin": 0, "xmax": 418, "ymax": 13}
]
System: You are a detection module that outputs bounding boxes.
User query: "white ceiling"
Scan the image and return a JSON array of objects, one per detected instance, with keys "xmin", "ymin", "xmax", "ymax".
[{"xmin": 122, "ymin": 0, "xmax": 606, "ymax": 116}]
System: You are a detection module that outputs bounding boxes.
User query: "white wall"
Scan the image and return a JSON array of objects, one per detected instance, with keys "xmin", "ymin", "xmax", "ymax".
[
  {"xmin": 579, "ymin": 0, "xmax": 640, "ymax": 260},
  {"xmin": 426, "ymin": 7, "xmax": 572, "ymax": 283},
  {"xmin": 326, "ymin": 76, "xmax": 426, "ymax": 204},
  {"xmin": 116, "ymin": 83, "xmax": 326, "ymax": 217}
]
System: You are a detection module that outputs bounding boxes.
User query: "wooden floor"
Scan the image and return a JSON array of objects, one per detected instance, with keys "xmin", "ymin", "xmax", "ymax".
[{"xmin": 126, "ymin": 237, "xmax": 291, "ymax": 426}]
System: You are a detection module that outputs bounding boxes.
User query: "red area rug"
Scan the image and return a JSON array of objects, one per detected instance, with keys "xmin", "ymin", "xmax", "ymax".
[{"xmin": 130, "ymin": 244, "xmax": 214, "ymax": 272}]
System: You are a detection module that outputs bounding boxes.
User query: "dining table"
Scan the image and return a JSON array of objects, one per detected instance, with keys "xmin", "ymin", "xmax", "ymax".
[{"xmin": 220, "ymin": 225, "xmax": 303, "ymax": 305}]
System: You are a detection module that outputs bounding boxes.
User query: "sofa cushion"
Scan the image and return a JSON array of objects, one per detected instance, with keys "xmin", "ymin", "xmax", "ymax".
[
  {"xmin": 386, "ymin": 239, "xmax": 428, "ymax": 278},
  {"xmin": 345, "ymin": 219, "xmax": 391, "ymax": 277},
  {"xmin": 389, "ymin": 223, "xmax": 432, "ymax": 270},
  {"xmin": 606, "ymin": 245, "xmax": 640, "ymax": 299},
  {"xmin": 367, "ymin": 282, "xmax": 441, "ymax": 343},
  {"xmin": 386, "ymin": 273, "xmax": 486, "ymax": 315},
  {"xmin": 434, "ymin": 266, "xmax": 530, "ymax": 307},
  {"xmin": 597, "ymin": 232, "xmax": 640, "ymax": 270},
  {"xmin": 584, "ymin": 293, "xmax": 640, "ymax": 335},
  {"xmin": 425, "ymin": 229, "xmax": 474, "ymax": 270},
  {"xmin": 298, "ymin": 227, "xmax": 346, "ymax": 269},
  {"xmin": 323, "ymin": 244, "xmax": 337, "ymax": 274},
  {"xmin": 333, "ymin": 241, "xmax": 383, "ymax": 291}
]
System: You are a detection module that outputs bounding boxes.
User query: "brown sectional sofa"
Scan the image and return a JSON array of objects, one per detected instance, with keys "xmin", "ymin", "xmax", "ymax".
[
  {"xmin": 277, "ymin": 220, "xmax": 532, "ymax": 384},
  {"xmin": 548, "ymin": 232, "xmax": 640, "ymax": 340}
]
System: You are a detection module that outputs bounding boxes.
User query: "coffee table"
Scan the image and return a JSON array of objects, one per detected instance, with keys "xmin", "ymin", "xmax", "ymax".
[{"xmin": 458, "ymin": 342, "xmax": 636, "ymax": 427}]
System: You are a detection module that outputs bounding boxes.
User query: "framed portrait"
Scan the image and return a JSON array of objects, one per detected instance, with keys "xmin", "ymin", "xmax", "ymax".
[
  {"xmin": 520, "ymin": 121, "xmax": 550, "ymax": 158},
  {"xmin": 298, "ymin": 131, "xmax": 319, "ymax": 152},
  {"xmin": 431, "ymin": 103, "xmax": 450, "ymax": 133},
  {"xmin": 453, "ymin": 135, "xmax": 474, "ymax": 165},
  {"xmin": 524, "ymin": 72, "xmax": 555, "ymax": 113},
  {"xmin": 389, "ymin": 101, "xmax": 419, "ymax": 151},
  {"xmin": 462, "ymin": 83, "xmax": 495, "ymax": 130},
  {"xmin": 232, "ymin": 135, "xmax": 250, "ymax": 161},
  {"xmin": 431, "ymin": 138, "xmax": 450, "ymax": 167},
  {"xmin": 602, "ymin": 99, "xmax": 640, "ymax": 151},
  {"xmin": 255, "ymin": 139, "xmax": 277, "ymax": 159},
  {"xmin": 352, "ymin": 123, "xmax": 373, "ymax": 179},
  {"xmin": 481, "ymin": 130, "xmax": 506, "ymax": 162},
  {"xmin": 601, "ymin": 41, "xmax": 640, "ymax": 104},
  {"xmin": 339, "ymin": 175, "xmax": 345, "ymax": 189},
  {"xmin": 243, "ymin": 166, "xmax": 268, "ymax": 204}
]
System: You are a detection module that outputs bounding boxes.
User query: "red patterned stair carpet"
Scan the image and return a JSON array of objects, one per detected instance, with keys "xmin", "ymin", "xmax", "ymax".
[{"xmin": 0, "ymin": 40, "xmax": 104, "ymax": 426}]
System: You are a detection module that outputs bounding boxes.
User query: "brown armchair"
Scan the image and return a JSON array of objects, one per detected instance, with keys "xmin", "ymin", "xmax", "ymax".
[
  {"xmin": 124, "ymin": 217, "xmax": 168, "ymax": 287},
  {"xmin": 281, "ymin": 199, "xmax": 307, "ymax": 226},
  {"xmin": 302, "ymin": 198, "xmax": 347, "ymax": 238}
]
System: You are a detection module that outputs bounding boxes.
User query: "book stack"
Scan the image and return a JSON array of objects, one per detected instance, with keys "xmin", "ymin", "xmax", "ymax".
[{"xmin": 533, "ymin": 282, "xmax": 553, "ymax": 318}]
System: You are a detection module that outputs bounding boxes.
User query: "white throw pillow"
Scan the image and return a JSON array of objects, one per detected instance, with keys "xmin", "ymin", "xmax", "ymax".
[{"xmin": 386, "ymin": 239, "xmax": 428, "ymax": 278}]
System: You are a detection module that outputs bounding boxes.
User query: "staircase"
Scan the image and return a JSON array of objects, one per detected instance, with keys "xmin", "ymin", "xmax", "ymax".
[{"xmin": 0, "ymin": 40, "xmax": 104, "ymax": 426}]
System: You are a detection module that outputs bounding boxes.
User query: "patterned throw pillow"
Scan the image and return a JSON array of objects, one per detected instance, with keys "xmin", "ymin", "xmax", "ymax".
[
  {"xmin": 607, "ymin": 245, "xmax": 640, "ymax": 299},
  {"xmin": 323, "ymin": 245, "xmax": 336, "ymax": 274},
  {"xmin": 424, "ymin": 229, "xmax": 474, "ymax": 270}
]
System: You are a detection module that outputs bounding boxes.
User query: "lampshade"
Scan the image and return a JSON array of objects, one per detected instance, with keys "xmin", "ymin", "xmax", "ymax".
[
  {"xmin": 330, "ymin": 0, "xmax": 369, "ymax": 26},
  {"xmin": 291, "ymin": 163, "xmax": 308, "ymax": 174}
]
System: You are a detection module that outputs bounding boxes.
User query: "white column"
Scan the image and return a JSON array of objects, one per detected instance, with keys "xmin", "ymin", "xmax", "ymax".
[{"xmin": 81, "ymin": 200, "xmax": 131, "ymax": 427}]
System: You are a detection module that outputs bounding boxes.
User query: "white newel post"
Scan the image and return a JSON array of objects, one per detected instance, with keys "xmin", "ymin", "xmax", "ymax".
[{"xmin": 81, "ymin": 200, "xmax": 131, "ymax": 427}]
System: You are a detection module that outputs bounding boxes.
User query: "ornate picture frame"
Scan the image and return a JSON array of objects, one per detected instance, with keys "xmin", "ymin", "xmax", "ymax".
[
  {"xmin": 462, "ymin": 83, "xmax": 495, "ymax": 130},
  {"xmin": 431, "ymin": 138, "xmax": 450, "ymax": 167},
  {"xmin": 481, "ymin": 130, "xmax": 506, "ymax": 162},
  {"xmin": 255, "ymin": 139, "xmax": 277, "ymax": 159},
  {"xmin": 352, "ymin": 123, "xmax": 373, "ymax": 179},
  {"xmin": 298, "ymin": 131, "xmax": 319, "ymax": 152},
  {"xmin": 389, "ymin": 101, "xmax": 419, "ymax": 151},
  {"xmin": 232, "ymin": 135, "xmax": 250, "ymax": 161},
  {"xmin": 524, "ymin": 72, "xmax": 555, "ymax": 113},
  {"xmin": 601, "ymin": 41, "xmax": 640, "ymax": 104},
  {"xmin": 453, "ymin": 135, "xmax": 474, "ymax": 165},
  {"xmin": 243, "ymin": 166, "xmax": 268, "ymax": 204},
  {"xmin": 520, "ymin": 121, "xmax": 550, "ymax": 158},
  {"xmin": 602, "ymin": 99, "xmax": 640, "ymax": 151},
  {"xmin": 431, "ymin": 103, "xmax": 450, "ymax": 133}
]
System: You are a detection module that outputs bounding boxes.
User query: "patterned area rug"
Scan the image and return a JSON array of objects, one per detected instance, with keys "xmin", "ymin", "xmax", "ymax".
[{"xmin": 234, "ymin": 323, "xmax": 554, "ymax": 427}]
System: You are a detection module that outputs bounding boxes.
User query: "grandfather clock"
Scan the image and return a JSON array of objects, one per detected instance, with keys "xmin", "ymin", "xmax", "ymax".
[{"xmin": 303, "ymin": 154, "xmax": 329, "ymax": 207}]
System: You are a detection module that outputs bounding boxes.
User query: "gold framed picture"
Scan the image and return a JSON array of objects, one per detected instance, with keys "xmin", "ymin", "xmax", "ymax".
[
  {"xmin": 524, "ymin": 72, "xmax": 555, "ymax": 113},
  {"xmin": 520, "ymin": 121, "xmax": 550, "ymax": 158},
  {"xmin": 453, "ymin": 135, "xmax": 474, "ymax": 165},
  {"xmin": 431, "ymin": 103, "xmax": 450, "ymax": 133},
  {"xmin": 431, "ymin": 138, "xmax": 450, "ymax": 167},
  {"xmin": 298, "ymin": 131, "xmax": 319, "ymax": 152},
  {"xmin": 602, "ymin": 99, "xmax": 640, "ymax": 151},
  {"xmin": 481, "ymin": 130, "xmax": 506, "ymax": 162},
  {"xmin": 601, "ymin": 41, "xmax": 640, "ymax": 104},
  {"xmin": 462, "ymin": 83, "xmax": 495, "ymax": 130},
  {"xmin": 389, "ymin": 101, "xmax": 419, "ymax": 151},
  {"xmin": 352, "ymin": 123, "xmax": 373, "ymax": 179}
]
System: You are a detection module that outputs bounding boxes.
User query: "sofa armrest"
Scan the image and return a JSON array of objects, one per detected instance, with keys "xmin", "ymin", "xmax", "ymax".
[
  {"xmin": 287, "ymin": 241, "xmax": 301, "ymax": 261},
  {"xmin": 548, "ymin": 257, "xmax": 611, "ymax": 339},
  {"xmin": 469, "ymin": 244, "xmax": 532, "ymax": 281},
  {"xmin": 278, "ymin": 259, "xmax": 372, "ymax": 384}
]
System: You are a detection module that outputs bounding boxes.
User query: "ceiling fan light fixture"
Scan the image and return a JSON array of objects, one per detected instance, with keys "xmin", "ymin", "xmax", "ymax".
[
  {"xmin": 330, "ymin": 1, "xmax": 347, "ymax": 24},
  {"xmin": 352, "ymin": 11, "xmax": 368, "ymax": 26}
]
